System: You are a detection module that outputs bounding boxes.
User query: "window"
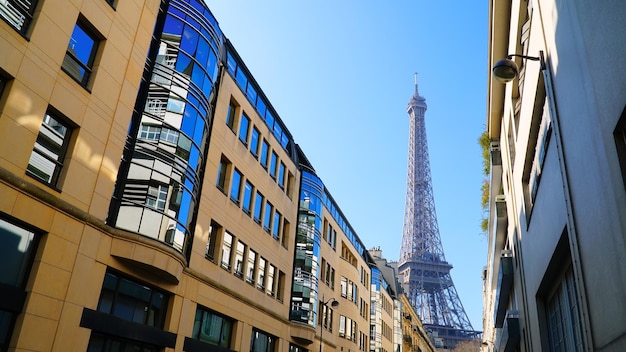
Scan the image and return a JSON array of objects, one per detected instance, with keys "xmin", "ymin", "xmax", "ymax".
[
  {"xmin": 281, "ymin": 219, "xmax": 290, "ymax": 248},
  {"xmin": 263, "ymin": 202, "xmax": 273, "ymax": 233},
  {"xmin": 192, "ymin": 306, "xmax": 233, "ymax": 348},
  {"xmin": 257, "ymin": 257, "xmax": 266, "ymax": 291},
  {"xmin": 238, "ymin": 113, "xmax": 250, "ymax": 145},
  {"xmin": 242, "ymin": 181, "xmax": 253, "ymax": 215},
  {"xmin": 146, "ymin": 183, "xmax": 167, "ymax": 211},
  {"xmin": 277, "ymin": 162, "xmax": 286, "ymax": 189},
  {"xmin": 216, "ymin": 156, "xmax": 231, "ymax": 192},
  {"xmin": 230, "ymin": 169, "xmax": 243, "ymax": 204},
  {"xmin": 250, "ymin": 329, "xmax": 276, "ymax": 352},
  {"xmin": 0, "ymin": 74, "xmax": 7, "ymax": 98},
  {"xmin": 0, "ymin": 216, "xmax": 38, "ymax": 351},
  {"xmin": 0, "ymin": 0, "xmax": 38, "ymax": 35},
  {"xmin": 226, "ymin": 99, "xmax": 238, "ymax": 132},
  {"xmin": 545, "ymin": 265, "xmax": 584, "ymax": 352},
  {"xmin": 205, "ymin": 221, "xmax": 220, "ymax": 261},
  {"xmin": 221, "ymin": 232, "xmax": 233, "ymax": 270},
  {"xmin": 253, "ymin": 192, "xmax": 264, "ymax": 224},
  {"xmin": 87, "ymin": 333, "xmax": 159, "ymax": 352},
  {"xmin": 260, "ymin": 140, "xmax": 269, "ymax": 169},
  {"xmin": 96, "ymin": 271, "xmax": 168, "ymax": 328},
  {"xmin": 289, "ymin": 344, "xmax": 306, "ymax": 352},
  {"xmin": 26, "ymin": 110, "xmax": 73, "ymax": 187},
  {"xmin": 271, "ymin": 210, "xmax": 281, "ymax": 240},
  {"xmin": 269, "ymin": 152, "xmax": 278, "ymax": 179},
  {"xmin": 266, "ymin": 264, "xmax": 276, "ymax": 296},
  {"xmin": 276, "ymin": 271, "xmax": 285, "ymax": 301},
  {"xmin": 246, "ymin": 250, "xmax": 257, "ymax": 284},
  {"xmin": 250, "ymin": 127, "xmax": 260, "ymax": 158},
  {"xmin": 234, "ymin": 241, "xmax": 245, "ymax": 277},
  {"xmin": 62, "ymin": 18, "xmax": 100, "ymax": 87}
]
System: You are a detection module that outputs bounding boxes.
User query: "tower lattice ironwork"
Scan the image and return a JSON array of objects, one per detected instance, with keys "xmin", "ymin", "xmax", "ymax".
[{"xmin": 398, "ymin": 75, "xmax": 481, "ymax": 349}]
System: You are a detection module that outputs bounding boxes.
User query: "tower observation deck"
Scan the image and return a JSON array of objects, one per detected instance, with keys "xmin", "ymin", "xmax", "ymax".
[{"xmin": 398, "ymin": 74, "xmax": 481, "ymax": 349}]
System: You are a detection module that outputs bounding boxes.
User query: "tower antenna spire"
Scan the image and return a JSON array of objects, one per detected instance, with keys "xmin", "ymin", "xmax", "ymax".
[{"xmin": 414, "ymin": 72, "xmax": 418, "ymax": 94}]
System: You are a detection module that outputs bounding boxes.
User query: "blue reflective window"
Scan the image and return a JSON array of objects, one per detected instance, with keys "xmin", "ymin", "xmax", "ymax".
[
  {"xmin": 190, "ymin": 0, "xmax": 205, "ymax": 13},
  {"xmin": 169, "ymin": 5, "xmax": 184, "ymax": 19},
  {"xmin": 226, "ymin": 52, "xmax": 236, "ymax": 76},
  {"xmin": 195, "ymin": 37, "xmax": 209, "ymax": 71},
  {"xmin": 278, "ymin": 162, "xmax": 285, "ymax": 189},
  {"xmin": 250, "ymin": 128, "xmax": 260, "ymax": 158},
  {"xmin": 163, "ymin": 15, "xmax": 183, "ymax": 36},
  {"xmin": 263, "ymin": 202, "xmax": 273, "ymax": 232},
  {"xmin": 62, "ymin": 21, "xmax": 98, "ymax": 87},
  {"xmin": 273, "ymin": 123, "xmax": 283, "ymax": 140},
  {"xmin": 242, "ymin": 181, "xmax": 253, "ymax": 215},
  {"xmin": 181, "ymin": 107, "xmax": 197, "ymax": 136},
  {"xmin": 265, "ymin": 111, "xmax": 275, "ymax": 130},
  {"xmin": 176, "ymin": 52, "xmax": 193, "ymax": 77},
  {"xmin": 181, "ymin": 24, "xmax": 199, "ymax": 55},
  {"xmin": 239, "ymin": 114, "xmax": 250, "ymax": 145},
  {"xmin": 191, "ymin": 62, "xmax": 205, "ymax": 88},
  {"xmin": 260, "ymin": 140, "xmax": 269, "ymax": 169},
  {"xmin": 246, "ymin": 84, "xmax": 257, "ymax": 105},
  {"xmin": 189, "ymin": 145, "xmax": 200, "ymax": 171},
  {"xmin": 253, "ymin": 192, "xmax": 264, "ymax": 224},
  {"xmin": 235, "ymin": 68, "xmax": 247, "ymax": 90},
  {"xmin": 230, "ymin": 169, "xmax": 242, "ymax": 204},
  {"xmin": 256, "ymin": 98, "xmax": 267, "ymax": 120},
  {"xmin": 193, "ymin": 115, "xmax": 205, "ymax": 145},
  {"xmin": 207, "ymin": 49, "xmax": 218, "ymax": 81},
  {"xmin": 269, "ymin": 151, "xmax": 278, "ymax": 179}
]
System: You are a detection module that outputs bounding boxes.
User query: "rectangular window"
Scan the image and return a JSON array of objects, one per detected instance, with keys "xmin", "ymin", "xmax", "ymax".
[
  {"xmin": 221, "ymin": 232, "xmax": 233, "ymax": 270},
  {"xmin": 87, "ymin": 333, "xmax": 158, "ymax": 352},
  {"xmin": 234, "ymin": 241, "xmax": 245, "ymax": 277},
  {"xmin": 250, "ymin": 127, "xmax": 260, "ymax": 158},
  {"xmin": 96, "ymin": 271, "xmax": 168, "ymax": 328},
  {"xmin": 242, "ymin": 181, "xmax": 253, "ymax": 215},
  {"xmin": 26, "ymin": 109, "xmax": 73, "ymax": 187},
  {"xmin": 286, "ymin": 171, "xmax": 294, "ymax": 199},
  {"xmin": 266, "ymin": 264, "xmax": 276, "ymax": 297},
  {"xmin": 62, "ymin": 18, "xmax": 100, "ymax": 87},
  {"xmin": 205, "ymin": 221, "xmax": 220, "ymax": 261},
  {"xmin": 246, "ymin": 250, "xmax": 257, "ymax": 284},
  {"xmin": 226, "ymin": 99, "xmax": 238, "ymax": 132},
  {"xmin": 269, "ymin": 152, "xmax": 278, "ymax": 179},
  {"xmin": 257, "ymin": 257, "xmax": 266, "ymax": 291},
  {"xmin": 260, "ymin": 140, "xmax": 269, "ymax": 169},
  {"xmin": 546, "ymin": 265, "xmax": 584, "ymax": 352},
  {"xmin": 216, "ymin": 155, "xmax": 231, "ymax": 192},
  {"xmin": 238, "ymin": 113, "xmax": 250, "ymax": 145},
  {"xmin": 146, "ymin": 183, "xmax": 168, "ymax": 211},
  {"xmin": 230, "ymin": 169, "xmax": 243, "ymax": 205},
  {"xmin": 277, "ymin": 162, "xmax": 286, "ymax": 189},
  {"xmin": 253, "ymin": 192, "xmax": 264, "ymax": 224},
  {"xmin": 0, "ymin": 0, "xmax": 38, "ymax": 35},
  {"xmin": 192, "ymin": 306, "xmax": 233, "ymax": 348},
  {"xmin": 271, "ymin": 210, "xmax": 281, "ymax": 240},
  {"xmin": 0, "ymin": 216, "xmax": 38, "ymax": 350},
  {"xmin": 263, "ymin": 202, "xmax": 273, "ymax": 233},
  {"xmin": 281, "ymin": 219, "xmax": 290, "ymax": 248},
  {"xmin": 250, "ymin": 329, "xmax": 276, "ymax": 352},
  {"xmin": 276, "ymin": 271, "xmax": 285, "ymax": 302}
]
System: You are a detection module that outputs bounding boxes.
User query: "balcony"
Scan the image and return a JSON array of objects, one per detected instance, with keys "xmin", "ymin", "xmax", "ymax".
[{"xmin": 494, "ymin": 251, "xmax": 514, "ymax": 328}]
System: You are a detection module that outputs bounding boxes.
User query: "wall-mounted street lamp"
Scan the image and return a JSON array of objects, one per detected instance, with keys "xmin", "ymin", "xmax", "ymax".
[
  {"xmin": 492, "ymin": 50, "xmax": 545, "ymax": 83},
  {"xmin": 319, "ymin": 294, "xmax": 339, "ymax": 352}
]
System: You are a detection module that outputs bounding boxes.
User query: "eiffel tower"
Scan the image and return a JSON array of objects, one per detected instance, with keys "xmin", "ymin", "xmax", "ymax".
[{"xmin": 398, "ymin": 74, "xmax": 481, "ymax": 349}]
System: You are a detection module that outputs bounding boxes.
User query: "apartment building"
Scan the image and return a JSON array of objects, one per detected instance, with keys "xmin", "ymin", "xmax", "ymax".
[
  {"xmin": 0, "ymin": 0, "xmax": 379, "ymax": 351},
  {"xmin": 483, "ymin": 0, "xmax": 626, "ymax": 351}
]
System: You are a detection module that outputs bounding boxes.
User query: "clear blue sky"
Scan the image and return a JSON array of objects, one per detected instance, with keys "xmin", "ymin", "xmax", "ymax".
[{"xmin": 205, "ymin": 1, "xmax": 489, "ymax": 331}]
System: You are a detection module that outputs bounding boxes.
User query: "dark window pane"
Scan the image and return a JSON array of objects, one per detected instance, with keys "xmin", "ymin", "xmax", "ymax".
[
  {"xmin": 27, "ymin": 111, "xmax": 72, "ymax": 187},
  {"xmin": 0, "ymin": 0, "xmax": 38, "ymax": 34}
]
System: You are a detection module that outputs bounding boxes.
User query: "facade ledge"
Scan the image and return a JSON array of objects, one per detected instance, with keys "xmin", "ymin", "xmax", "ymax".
[
  {"xmin": 289, "ymin": 323, "xmax": 316, "ymax": 345},
  {"xmin": 110, "ymin": 233, "xmax": 186, "ymax": 284}
]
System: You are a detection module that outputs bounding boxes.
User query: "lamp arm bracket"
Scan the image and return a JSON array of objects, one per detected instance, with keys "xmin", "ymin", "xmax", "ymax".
[{"xmin": 506, "ymin": 50, "xmax": 546, "ymax": 70}]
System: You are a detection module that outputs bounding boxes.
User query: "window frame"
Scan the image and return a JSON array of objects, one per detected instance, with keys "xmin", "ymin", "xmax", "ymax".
[
  {"xmin": 61, "ymin": 17, "xmax": 102, "ymax": 88},
  {"xmin": 26, "ymin": 108, "xmax": 75, "ymax": 189}
]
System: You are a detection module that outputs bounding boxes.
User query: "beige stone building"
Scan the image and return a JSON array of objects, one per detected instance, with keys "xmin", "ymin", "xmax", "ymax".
[
  {"xmin": 483, "ymin": 0, "xmax": 626, "ymax": 351},
  {"xmin": 0, "ymin": 0, "xmax": 377, "ymax": 351}
]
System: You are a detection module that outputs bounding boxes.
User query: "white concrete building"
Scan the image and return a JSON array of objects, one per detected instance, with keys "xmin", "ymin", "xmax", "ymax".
[{"xmin": 482, "ymin": 0, "xmax": 626, "ymax": 351}]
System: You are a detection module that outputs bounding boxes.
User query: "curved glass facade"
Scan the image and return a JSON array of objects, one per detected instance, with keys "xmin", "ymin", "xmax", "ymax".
[
  {"xmin": 289, "ymin": 170, "xmax": 323, "ymax": 326},
  {"xmin": 109, "ymin": 0, "xmax": 222, "ymax": 255}
]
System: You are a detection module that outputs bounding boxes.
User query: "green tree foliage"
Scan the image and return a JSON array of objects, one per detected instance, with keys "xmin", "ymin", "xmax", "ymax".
[{"xmin": 478, "ymin": 131, "xmax": 491, "ymax": 233}]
